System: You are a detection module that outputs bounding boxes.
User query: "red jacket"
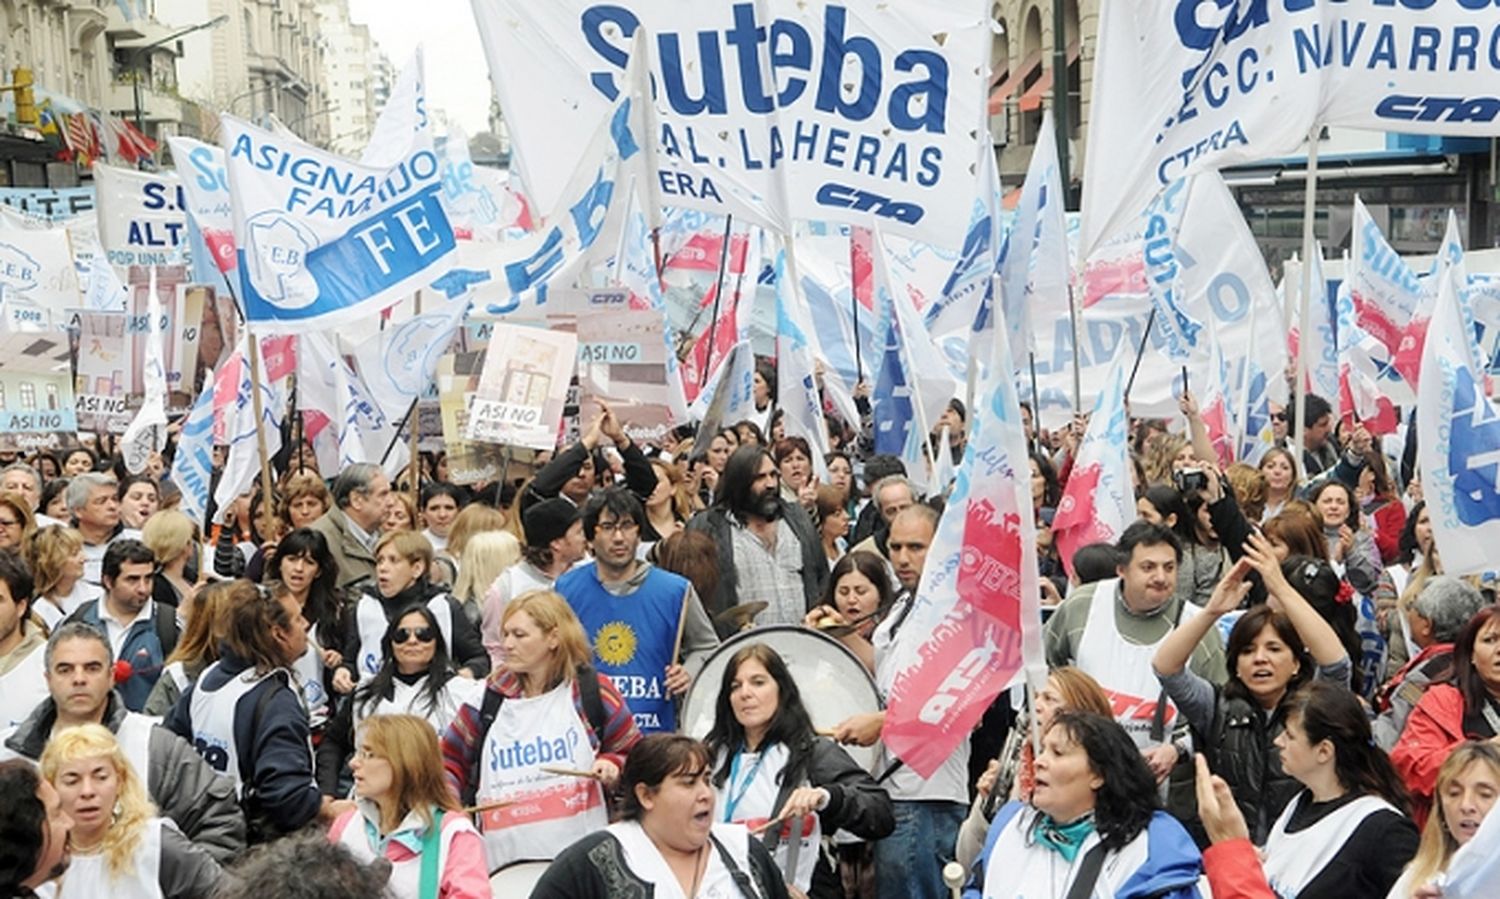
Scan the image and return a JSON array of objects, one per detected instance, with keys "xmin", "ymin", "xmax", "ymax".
[
  {"xmin": 1390, "ymin": 682, "xmax": 1466, "ymax": 829},
  {"xmin": 1203, "ymin": 839, "xmax": 1274, "ymax": 899}
]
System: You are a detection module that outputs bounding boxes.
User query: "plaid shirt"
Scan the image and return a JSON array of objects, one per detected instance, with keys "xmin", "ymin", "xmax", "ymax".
[{"xmin": 729, "ymin": 517, "xmax": 807, "ymax": 626}]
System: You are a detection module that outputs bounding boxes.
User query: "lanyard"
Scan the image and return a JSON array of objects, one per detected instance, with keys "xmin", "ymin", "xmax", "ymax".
[{"xmin": 722, "ymin": 748, "xmax": 767, "ymax": 823}]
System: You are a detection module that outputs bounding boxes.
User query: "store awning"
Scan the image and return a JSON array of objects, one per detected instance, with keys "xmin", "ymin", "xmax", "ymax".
[
  {"xmin": 987, "ymin": 50, "xmax": 1041, "ymax": 115},
  {"xmin": 1018, "ymin": 41, "xmax": 1081, "ymax": 112}
]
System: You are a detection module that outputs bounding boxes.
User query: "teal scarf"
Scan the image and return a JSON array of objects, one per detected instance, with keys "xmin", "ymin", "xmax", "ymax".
[{"xmin": 1033, "ymin": 812, "xmax": 1096, "ymax": 862}]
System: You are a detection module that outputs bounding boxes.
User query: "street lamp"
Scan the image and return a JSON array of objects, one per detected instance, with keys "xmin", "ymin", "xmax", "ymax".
[{"xmin": 131, "ymin": 14, "xmax": 230, "ymax": 135}]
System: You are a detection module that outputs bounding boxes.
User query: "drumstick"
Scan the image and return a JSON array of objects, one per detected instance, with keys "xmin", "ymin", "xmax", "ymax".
[
  {"xmin": 750, "ymin": 809, "xmax": 796, "ymax": 836},
  {"xmin": 814, "ymin": 728, "xmax": 838, "ymax": 738},
  {"xmin": 540, "ymin": 765, "xmax": 601, "ymax": 780},
  {"xmin": 462, "ymin": 798, "xmax": 517, "ymax": 815},
  {"xmin": 670, "ymin": 589, "xmax": 691, "ymax": 669}
]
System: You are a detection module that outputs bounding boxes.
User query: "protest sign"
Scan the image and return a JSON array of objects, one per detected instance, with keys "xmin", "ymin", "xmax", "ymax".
[
  {"xmin": 0, "ymin": 316, "xmax": 76, "ymax": 451},
  {"xmin": 466, "ymin": 322, "xmax": 577, "ymax": 449},
  {"xmin": 0, "ymin": 225, "xmax": 82, "ymax": 322},
  {"xmin": 221, "ymin": 114, "xmax": 457, "ymax": 332},
  {"xmin": 0, "ymin": 186, "xmax": 95, "ymax": 221},
  {"xmin": 93, "ymin": 163, "xmax": 190, "ymax": 269},
  {"xmin": 73, "ymin": 311, "xmax": 131, "ymax": 433},
  {"xmin": 474, "ymin": 0, "xmax": 990, "ymax": 249},
  {"xmin": 577, "ymin": 307, "xmax": 677, "ymax": 444},
  {"xmin": 1083, "ymin": 2, "xmax": 1500, "ymax": 257},
  {"xmin": 437, "ymin": 351, "xmax": 511, "ymax": 485}
]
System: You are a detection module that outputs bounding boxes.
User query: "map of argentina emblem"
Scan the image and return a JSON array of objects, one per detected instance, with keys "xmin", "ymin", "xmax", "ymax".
[{"xmin": 245, "ymin": 212, "xmax": 320, "ymax": 309}]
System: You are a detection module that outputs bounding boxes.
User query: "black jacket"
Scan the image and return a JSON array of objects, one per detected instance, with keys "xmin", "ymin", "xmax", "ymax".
[
  {"xmin": 524, "ymin": 438, "xmax": 658, "ymax": 510},
  {"xmin": 532, "ymin": 827, "xmax": 791, "ymax": 899},
  {"xmin": 1206, "ymin": 694, "xmax": 1302, "ymax": 845},
  {"xmin": 338, "ymin": 580, "xmax": 489, "ymax": 681},
  {"xmin": 686, "ymin": 501, "xmax": 829, "ymax": 637}
]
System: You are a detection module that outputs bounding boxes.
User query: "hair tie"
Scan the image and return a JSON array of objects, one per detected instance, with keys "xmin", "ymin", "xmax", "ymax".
[{"xmin": 1335, "ymin": 581, "xmax": 1355, "ymax": 605}]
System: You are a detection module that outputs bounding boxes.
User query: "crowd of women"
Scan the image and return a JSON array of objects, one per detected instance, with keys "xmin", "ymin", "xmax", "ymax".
[{"xmin": 0, "ymin": 376, "xmax": 1498, "ymax": 899}]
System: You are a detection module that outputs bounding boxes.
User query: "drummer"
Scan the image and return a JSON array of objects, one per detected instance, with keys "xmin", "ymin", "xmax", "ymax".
[
  {"xmin": 703, "ymin": 644, "xmax": 893, "ymax": 898},
  {"xmin": 555, "ymin": 487, "xmax": 719, "ymax": 734},
  {"xmin": 531, "ymin": 734, "xmax": 792, "ymax": 899},
  {"xmin": 439, "ymin": 591, "xmax": 641, "ymax": 872},
  {"xmin": 801, "ymin": 550, "xmax": 898, "ymax": 674}
]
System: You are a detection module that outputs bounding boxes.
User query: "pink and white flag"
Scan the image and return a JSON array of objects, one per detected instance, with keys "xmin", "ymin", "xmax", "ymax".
[
  {"xmin": 881, "ymin": 309, "xmax": 1044, "ymax": 778},
  {"xmin": 1052, "ymin": 352, "xmax": 1134, "ymax": 578},
  {"xmin": 166, "ymin": 136, "xmax": 236, "ymax": 275}
]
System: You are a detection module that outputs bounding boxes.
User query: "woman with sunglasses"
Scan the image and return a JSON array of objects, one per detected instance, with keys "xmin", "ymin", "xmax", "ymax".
[{"xmin": 317, "ymin": 605, "xmax": 483, "ymax": 797}]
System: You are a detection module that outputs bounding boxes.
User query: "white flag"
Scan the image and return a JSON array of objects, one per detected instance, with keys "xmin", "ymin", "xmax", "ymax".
[{"xmin": 119, "ymin": 267, "xmax": 169, "ymax": 474}]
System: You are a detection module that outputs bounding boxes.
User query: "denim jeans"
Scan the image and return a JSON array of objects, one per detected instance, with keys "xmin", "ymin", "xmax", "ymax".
[{"xmin": 873, "ymin": 799, "xmax": 967, "ymax": 899}]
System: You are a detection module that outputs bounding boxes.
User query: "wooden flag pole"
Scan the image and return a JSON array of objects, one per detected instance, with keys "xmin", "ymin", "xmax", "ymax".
[{"xmin": 243, "ymin": 327, "xmax": 277, "ymax": 533}]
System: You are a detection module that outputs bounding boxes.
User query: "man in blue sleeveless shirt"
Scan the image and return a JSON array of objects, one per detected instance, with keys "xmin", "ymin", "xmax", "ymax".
[{"xmin": 555, "ymin": 487, "xmax": 719, "ymax": 733}]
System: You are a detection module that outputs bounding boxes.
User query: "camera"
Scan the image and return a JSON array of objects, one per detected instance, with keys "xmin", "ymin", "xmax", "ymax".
[{"xmin": 1174, "ymin": 468, "xmax": 1209, "ymax": 492}]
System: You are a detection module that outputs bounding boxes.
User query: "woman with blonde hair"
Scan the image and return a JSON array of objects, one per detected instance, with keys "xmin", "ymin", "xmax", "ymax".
[
  {"xmin": 22, "ymin": 525, "xmax": 100, "ymax": 629},
  {"xmin": 1386, "ymin": 741, "xmax": 1500, "ymax": 898},
  {"xmin": 440, "ymin": 590, "xmax": 641, "ymax": 871},
  {"xmin": 1259, "ymin": 446, "xmax": 1301, "ymax": 522},
  {"xmin": 449, "ymin": 530, "xmax": 520, "ymax": 630},
  {"xmin": 40, "ymin": 723, "xmax": 223, "ymax": 897},
  {"xmin": 142, "ymin": 509, "xmax": 199, "ymax": 609},
  {"xmin": 328, "ymin": 714, "xmax": 488, "ymax": 898},
  {"xmin": 142, "ymin": 581, "xmax": 236, "ymax": 717},
  {"xmin": 434, "ymin": 503, "xmax": 510, "ymax": 586},
  {"xmin": 0, "ymin": 490, "xmax": 35, "ymax": 551},
  {"xmin": 383, "ymin": 492, "xmax": 417, "ymax": 535},
  {"xmin": 642, "ymin": 458, "xmax": 692, "ymax": 544},
  {"xmin": 1142, "ymin": 432, "xmax": 1193, "ymax": 487}
]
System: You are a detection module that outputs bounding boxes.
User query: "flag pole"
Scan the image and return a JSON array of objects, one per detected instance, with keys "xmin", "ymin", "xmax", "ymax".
[
  {"xmin": 216, "ymin": 275, "xmax": 277, "ymax": 531},
  {"xmin": 409, "ymin": 291, "xmax": 423, "ymax": 517},
  {"xmin": 1124, "ymin": 307, "xmax": 1157, "ymax": 401},
  {"xmin": 700, "ymin": 215, "xmax": 735, "ymax": 388},
  {"xmin": 1027, "ymin": 352, "xmax": 1042, "ymax": 455},
  {"xmin": 851, "ymin": 228, "xmax": 864, "ymax": 385},
  {"xmin": 381, "ymin": 399, "xmax": 419, "ymax": 466},
  {"xmin": 1066, "ymin": 281, "xmax": 1083, "ymax": 412},
  {"xmin": 1294, "ymin": 127, "xmax": 1321, "ymax": 477}
]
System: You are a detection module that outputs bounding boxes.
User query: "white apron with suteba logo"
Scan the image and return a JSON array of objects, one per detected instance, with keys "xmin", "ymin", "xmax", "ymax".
[
  {"xmin": 474, "ymin": 680, "xmax": 607, "ymax": 870},
  {"xmin": 1075, "ymin": 578, "xmax": 1193, "ymax": 751},
  {"xmin": 712, "ymin": 743, "xmax": 819, "ymax": 892}
]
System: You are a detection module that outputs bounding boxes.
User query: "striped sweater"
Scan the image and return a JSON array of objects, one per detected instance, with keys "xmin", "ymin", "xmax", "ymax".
[{"xmin": 440, "ymin": 669, "xmax": 641, "ymax": 802}]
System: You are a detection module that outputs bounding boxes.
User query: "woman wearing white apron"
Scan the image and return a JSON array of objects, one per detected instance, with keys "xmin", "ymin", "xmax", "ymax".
[
  {"xmin": 1386, "ymin": 741, "xmax": 1500, "ymax": 899},
  {"xmin": 963, "ymin": 711, "xmax": 1205, "ymax": 898},
  {"xmin": 142, "ymin": 582, "xmax": 237, "ymax": 718},
  {"xmin": 1262, "ymin": 682, "xmax": 1417, "ymax": 898},
  {"xmin": 438, "ymin": 590, "xmax": 641, "ymax": 872},
  {"xmin": 327, "ymin": 714, "xmax": 488, "ymax": 899},
  {"xmin": 333, "ymin": 530, "xmax": 488, "ymax": 695},
  {"xmin": 703, "ymin": 644, "xmax": 893, "ymax": 898},
  {"xmin": 38, "ymin": 724, "xmax": 222, "ymax": 899},
  {"xmin": 534, "ymin": 733, "xmax": 792, "ymax": 899},
  {"xmin": 316, "ymin": 605, "xmax": 482, "ymax": 796}
]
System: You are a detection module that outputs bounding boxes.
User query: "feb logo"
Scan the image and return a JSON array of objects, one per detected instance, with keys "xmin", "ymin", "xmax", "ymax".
[
  {"xmin": 0, "ymin": 243, "xmax": 41, "ymax": 294},
  {"xmin": 244, "ymin": 212, "xmax": 320, "ymax": 309}
]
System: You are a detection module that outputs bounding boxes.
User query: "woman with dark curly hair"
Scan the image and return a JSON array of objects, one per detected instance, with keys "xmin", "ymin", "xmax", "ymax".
[{"xmin": 963, "ymin": 710, "xmax": 1203, "ymax": 897}]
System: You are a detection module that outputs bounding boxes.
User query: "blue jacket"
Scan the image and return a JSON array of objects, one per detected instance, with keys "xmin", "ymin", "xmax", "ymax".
[
  {"xmin": 164, "ymin": 650, "xmax": 322, "ymax": 836},
  {"xmin": 67, "ymin": 599, "xmax": 178, "ymax": 712}
]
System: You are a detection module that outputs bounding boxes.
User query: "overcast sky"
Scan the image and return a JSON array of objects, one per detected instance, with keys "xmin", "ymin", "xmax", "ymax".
[{"xmin": 349, "ymin": 0, "xmax": 492, "ymax": 135}]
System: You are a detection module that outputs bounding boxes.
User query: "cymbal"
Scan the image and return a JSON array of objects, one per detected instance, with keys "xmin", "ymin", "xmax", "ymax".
[{"xmin": 714, "ymin": 601, "xmax": 768, "ymax": 631}]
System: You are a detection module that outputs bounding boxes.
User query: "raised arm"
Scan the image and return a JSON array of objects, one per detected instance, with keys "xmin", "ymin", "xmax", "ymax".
[
  {"xmin": 1154, "ymin": 557, "xmax": 1252, "ymax": 678},
  {"xmin": 1242, "ymin": 532, "xmax": 1346, "ymax": 667}
]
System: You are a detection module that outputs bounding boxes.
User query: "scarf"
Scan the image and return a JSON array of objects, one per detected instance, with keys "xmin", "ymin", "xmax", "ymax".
[{"xmin": 1032, "ymin": 812, "xmax": 1096, "ymax": 863}]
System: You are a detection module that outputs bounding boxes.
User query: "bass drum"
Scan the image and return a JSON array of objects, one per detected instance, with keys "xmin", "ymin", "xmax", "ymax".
[
  {"xmin": 490, "ymin": 860, "xmax": 549, "ymax": 897},
  {"xmin": 680, "ymin": 625, "xmax": 884, "ymax": 770}
]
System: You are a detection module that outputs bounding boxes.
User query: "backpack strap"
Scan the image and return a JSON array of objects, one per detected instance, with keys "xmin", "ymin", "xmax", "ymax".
[
  {"xmin": 1063, "ymin": 841, "xmax": 1109, "ymax": 899},
  {"xmin": 708, "ymin": 832, "xmax": 764, "ymax": 899},
  {"xmin": 154, "ymin": 603, "xmax": 179, "ymax": 660},
  {"xmin": 576, "ymin": 665, "xmax": 609, "ymax": 743},
  {"xmin": 417, "ymin": 809, "xmax": 444, "ymax": 899},
  {"xmin": 465, "ymin": 688, "xmax": 505, "ymax": 807}
]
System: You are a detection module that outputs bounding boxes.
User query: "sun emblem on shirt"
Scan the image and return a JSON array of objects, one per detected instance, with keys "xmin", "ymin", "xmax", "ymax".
[{"xmin": 595, "ymin": 621, "xmax": 637, "ymax": 667}]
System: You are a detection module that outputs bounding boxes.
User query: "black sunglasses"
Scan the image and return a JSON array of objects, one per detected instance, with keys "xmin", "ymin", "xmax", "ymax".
[
  {"xmin": 393, "ymin": 627, "xmax": 436, "ymax": 644},
  {"xmin": 1271, "ymin": 412, "xmax": 1287, "ymax": 421}
]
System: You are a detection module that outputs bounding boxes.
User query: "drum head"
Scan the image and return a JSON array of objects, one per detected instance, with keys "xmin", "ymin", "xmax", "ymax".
[
  {"xmin": 490, "ymin": 860, "xmax": 549, "ymax": 896},
  {"xmin": 681, "ymin": 625, "xmax": 884, "ymax": 770}
]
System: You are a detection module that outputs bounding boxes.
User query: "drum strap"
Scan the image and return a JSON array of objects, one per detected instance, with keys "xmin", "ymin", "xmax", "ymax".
[
  {"xmin": 875, "ymin": 759, "xmax": 904, "ymax": 784},
  {"xmin": 1063, "ymin": 843, "xmax": 1108, "ymax": 899},
  {"xmin": 710, "ymin": 833, "xmax": 764, "ymax": 899}
]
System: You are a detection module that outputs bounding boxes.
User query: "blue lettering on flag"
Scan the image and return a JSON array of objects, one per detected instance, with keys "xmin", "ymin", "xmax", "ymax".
[
  {"xmin": 1448, "ymin": 365, "xmax": 1500, "ymax": 527},
  {"xmin": 238, "ymin": 184, "xmax": 455, "ymax": 323}
]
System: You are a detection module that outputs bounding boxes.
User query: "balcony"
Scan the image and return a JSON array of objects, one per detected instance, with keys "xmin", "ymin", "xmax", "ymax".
[{"xmin": 107, "ymin": 73, "xmax": 182, "ymax": 126}]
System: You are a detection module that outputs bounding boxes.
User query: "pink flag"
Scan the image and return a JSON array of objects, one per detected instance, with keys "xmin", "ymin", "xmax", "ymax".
[{"xmin": 1053, "ymin": 354, "xmax": 1134, "ymax": 578}]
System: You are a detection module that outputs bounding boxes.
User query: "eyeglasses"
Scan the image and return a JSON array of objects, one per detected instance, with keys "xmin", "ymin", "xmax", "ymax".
[
  {"xmin": 595, "ymin": 519, "xmax": 639, "ymax": 535},
  {"xmin": 0, "ymin": 518, "xmax": 18, "ymax": 528},
  {"xmin": 393, "ymin": 627, "xmax": 436, "ymax": 644},
  {"xmin": 1271, "ymin": 413, "xmax": 1287, "ymax": 421}
]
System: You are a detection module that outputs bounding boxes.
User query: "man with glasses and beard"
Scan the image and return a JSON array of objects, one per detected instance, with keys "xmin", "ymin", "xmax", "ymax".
[
  {"xmin": 556, "ymin": 488, "xmax": 718, "ymax": 734},
  {"xmin": 687, "ymin": 447, "xmax": 827, "ymax": 634}
]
